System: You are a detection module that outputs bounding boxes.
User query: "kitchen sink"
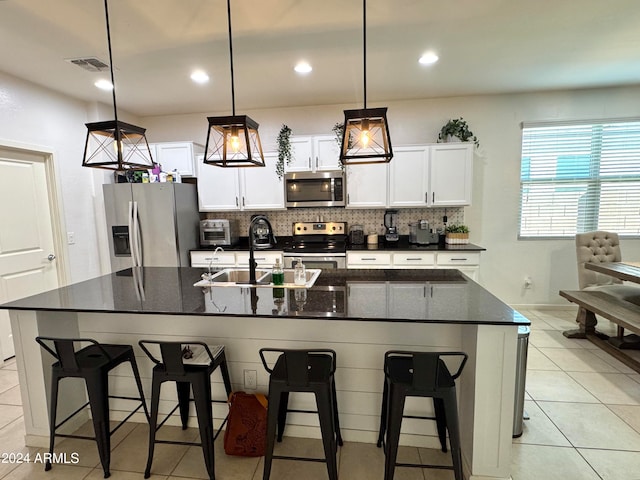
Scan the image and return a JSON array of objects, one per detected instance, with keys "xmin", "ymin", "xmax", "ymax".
[{"xmin": 194, "ymin": 268, "xmax": 320, "ymax": 288}]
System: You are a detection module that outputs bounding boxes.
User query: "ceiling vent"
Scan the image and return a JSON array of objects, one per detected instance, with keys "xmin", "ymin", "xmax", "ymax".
[{"xmin": 66, "ymin": 57, "xmax": 110, "ymax": 72}]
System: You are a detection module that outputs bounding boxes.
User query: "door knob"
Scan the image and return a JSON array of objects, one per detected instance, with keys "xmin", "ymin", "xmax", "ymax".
[{"xmin": 47, "ymin": 254, "xmax": 56, "ymax": 261}]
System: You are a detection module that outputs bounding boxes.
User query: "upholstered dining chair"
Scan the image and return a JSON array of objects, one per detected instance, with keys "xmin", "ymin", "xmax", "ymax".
[{"xmin": 575, "ymin": 231, "xmax": 640, "ymax": 347}]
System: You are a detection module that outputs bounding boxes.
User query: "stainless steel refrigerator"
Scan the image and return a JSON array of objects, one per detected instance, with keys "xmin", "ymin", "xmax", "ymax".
[{"xmin": 103, "ymin": 183, "xmax": 199, "ymax": 271}]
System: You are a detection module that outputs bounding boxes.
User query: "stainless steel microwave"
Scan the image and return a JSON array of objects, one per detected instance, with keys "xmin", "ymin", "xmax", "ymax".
[{"xmin": 284, "ymin": 171, "xmax": 345, "ymax": 208}]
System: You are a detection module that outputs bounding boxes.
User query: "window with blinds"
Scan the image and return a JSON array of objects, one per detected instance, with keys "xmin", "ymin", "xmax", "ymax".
[{"xmin": 519, "ymin": 120, "xmax": 640, "ymax": 238}]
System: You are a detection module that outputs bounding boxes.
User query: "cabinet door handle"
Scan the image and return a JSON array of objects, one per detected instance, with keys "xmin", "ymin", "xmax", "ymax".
[
  {"xmin": 308, "ymin": 157, "xmax": 311, "ymax": 169},
  {"xmin": 425, "ymin": 192, "xmax": 428, "ymax": 203},
  {"xmin": 235, "ymin": 196, "xmax": 239, "ymax": 207},
  {"xmin": 255, "ymin": 257, "xmax": 266, "ymax": 261},
  {"xmin": 406, "ymin": 257, "xmax": 423, "ymax": 261},
  {"xmin": 362, "ymin": 257, "xmax": 377, "ymax": 261},
  {"xmin": 242, "ymin": 196, "xmax": 245, "ymax": 207},
  {"xmin": 347, "ymin": 193, "xmax": 350, "ymax": 204},
  {"xmin": 315, "ymin": 156, "xmax": 319, "ymax": 169},
  {"xmin": 450, "ymin": 258, "xmax": 468, "ymax": 261},
  {"xmin": 432, "ymin": 192, "xmax": 435, "ymax": 203}
]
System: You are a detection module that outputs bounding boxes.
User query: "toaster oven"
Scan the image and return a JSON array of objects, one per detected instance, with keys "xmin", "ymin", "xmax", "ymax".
[{"xmin": 199, "ymin": 219, "xmax": 239, "ymax": 246}]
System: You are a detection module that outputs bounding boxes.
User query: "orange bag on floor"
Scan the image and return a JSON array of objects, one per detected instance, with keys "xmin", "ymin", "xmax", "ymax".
[{"xmin": 223, "ymin": 391, "xmax": 268, "ymax": 456}]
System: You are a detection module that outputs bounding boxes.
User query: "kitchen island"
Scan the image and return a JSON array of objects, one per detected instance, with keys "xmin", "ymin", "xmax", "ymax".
[{"xmin": 2, "ymin": 267, "xmax": 528, "ymax": 480}]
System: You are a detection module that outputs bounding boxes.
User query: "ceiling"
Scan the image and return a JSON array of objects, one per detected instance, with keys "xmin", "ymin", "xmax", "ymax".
[{"xmin": 2, "ymin": 0, "xmax": 640, "ymax": 117}]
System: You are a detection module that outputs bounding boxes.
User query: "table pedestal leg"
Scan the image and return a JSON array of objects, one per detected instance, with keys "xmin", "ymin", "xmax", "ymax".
[{"xmin": 563, "ymin": 307, "xmax": 609, "ymax": 340}]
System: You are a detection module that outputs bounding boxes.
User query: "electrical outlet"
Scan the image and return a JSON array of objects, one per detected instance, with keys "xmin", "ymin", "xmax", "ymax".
[
  {"xmin": 67, "ymin": 232, "xmax": 75, "ymax": 245},
  {"xmin": 524, "ymin": 276, "xmax": 532, "ymax": 289},
  {"xmin": 243, "ymin": 369, "xmax": 257, "ymax": 390}
]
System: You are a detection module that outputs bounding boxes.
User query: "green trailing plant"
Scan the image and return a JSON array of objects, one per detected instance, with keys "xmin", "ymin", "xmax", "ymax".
[
  {"xmin": 437, "ymin": 117, "xmax": 479, "ymax": 147},
  {"xmin": 331, "ymin": 122, "xmax": 349, "ymax": 170},
  {"xmin": 275, "ymin": 124, "xmax": 292, "ymax": 179},
  {"xmin": 445, "ymin": 224, "xmax": 470, "ymax": 234}
]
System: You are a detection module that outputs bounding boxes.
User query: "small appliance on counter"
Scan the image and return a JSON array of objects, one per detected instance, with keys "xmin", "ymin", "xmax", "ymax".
[
  {"xmin": 250, "ymin": 214, "xmax": 276, "ymax": 249},
  {"xmin": 383, "ymin": 209, "xmax": 400, "ymax": 244},
  {"xmin": 349, "ymin": 224, "xmax": 365, "ymax": 245},
  {"xmin": 409, "ymin": 220, "xmax": 439, "ymax": 245},
  {"xmin": 199, "ymin": 219, "xmax": 239, "ymax": 247}
]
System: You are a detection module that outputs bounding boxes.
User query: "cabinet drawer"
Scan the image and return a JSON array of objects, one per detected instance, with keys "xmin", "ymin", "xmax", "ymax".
[
  {"xmin": 392, "ymin": 252, "xmax": 436, "ymax": 267},
  {"xmin": 436, "ymin": 252, "xmax": 480, "ymax": 266},
  {"xmin": 347, "ymin": 252, "xmax": 392, "ymax": 267},
  {"xmin": 235, "ymin": 252, "xmax": 282, "ymax": 267},
  {"xmin": 190, "ymin": 251, "xmax": 236, "ymax": 267}
]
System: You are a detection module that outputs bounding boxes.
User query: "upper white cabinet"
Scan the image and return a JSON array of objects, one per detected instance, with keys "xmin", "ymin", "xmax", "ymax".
[
  {"xmin": 285, "ymin": 135, "xmax": 341, "ymax": 173},
  {"xmin": 152, "ymin": 142, "xmax": 204, "ymax": 177},
  {"xmin": 388, "ymin": 146, "xmax": 430, "ymax": 207},
  {"xmin": 345, "ymin": 163, "xmax": 388, "ymax": 208},
  {"xmin": 346, "ymin": 143, "xmax": 473, "ymax": 209},
  {"xmin": 429, "ymin": 143, "xmax": 473, "ymax": 206},
  {"xmin": 197, "ymin": 153, "xmax": 284, "ymax": 211}
]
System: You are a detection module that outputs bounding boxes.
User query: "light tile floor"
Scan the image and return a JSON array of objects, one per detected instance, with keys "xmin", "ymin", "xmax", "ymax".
[{"xmin": 2, "ymin": 308, "xmax": 640, "ymax": 479}]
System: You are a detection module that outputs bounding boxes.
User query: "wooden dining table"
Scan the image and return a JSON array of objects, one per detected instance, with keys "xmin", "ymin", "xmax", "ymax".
[{"xmin": 585, "ymin": 261, "xmax": 640, "ymax": 284}]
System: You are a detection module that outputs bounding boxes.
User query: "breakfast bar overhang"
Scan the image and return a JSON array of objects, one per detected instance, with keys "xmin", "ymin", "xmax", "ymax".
[{"xmin": 1, "ymin": 267, "xmax": 529, "ymax": 480}]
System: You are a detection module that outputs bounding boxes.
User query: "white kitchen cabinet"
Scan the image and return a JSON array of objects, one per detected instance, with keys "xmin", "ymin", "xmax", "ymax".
[
  {"xmin": 196, "ymin": 154, "xmax": 241, "ymax": 211},
  {"xmin": 190, "ymin": 251, "xmax": 237, "ymax": 268},
  {"xmin": 388, "ymin": 146, "xmax": 430, "ymax": 207},
  {"xmin": 388, "ymin": 283, "xmax": 428, "ymax": 319},
  {"xmin": 346, "ymin": 252, "xmax": 392, "ymax": 268},
  {"xmin": 435, "ymin": 251, "xmax": 480, "ymax": 281},
  {"xmin": 285, "ymin": 135, "xmax": 342, "ymax": 173},
  {"xmin": 235, "ymin": 251, "xmax": 283, "ymax": 269},
  {"xmin": 154, "ymin": 142, "xmax": 204, "ymax": 178},
  {"xmin": 198, "ymin": 153, "xmax": 284, "ymax": 211},
  {"xmin": 429, "ymin": 143, "xmax": 473, "ymax": 206},
  {"xmin": 391, "ymin": 252, "xmax": 436, "ymax": 268},
  {"xmin": 346, "ymin": 283, "xmax": 388, "ymax": 318},
  {"xmin": 240, "ymin": 153, "xmax": 284, "ymax": 209},
  {"xmin": 345, "ymin": 163, "xmax": 388, "ymax": 208}
]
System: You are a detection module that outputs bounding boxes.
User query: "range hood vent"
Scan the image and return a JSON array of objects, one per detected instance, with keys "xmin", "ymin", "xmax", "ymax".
[{"xmin": 66, "ymin": 57, "xmax": 110, "ymax": 72}]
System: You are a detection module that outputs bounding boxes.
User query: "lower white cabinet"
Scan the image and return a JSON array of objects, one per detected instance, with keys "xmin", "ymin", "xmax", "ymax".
[
  {"xmin": 346, "ymin": 250, "xmax": 481, "ymax": 281},
  {"xmin": 346, "ymin": 283, "xmax": 388, "ymax": 318},
  {"xmin": 190, "ymin": 250, "xmax": 283, "ymax": 269}
]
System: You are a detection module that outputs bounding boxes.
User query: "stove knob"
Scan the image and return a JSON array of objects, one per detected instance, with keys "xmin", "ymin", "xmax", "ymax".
[
  {"xmin": 332, "ymin": 226, "xmax": 336, "ymax": 230},
  {"xmin": 303, "ymin": 227, "xmax": 307, "ymax": 231},
  {"xmin": 296, "ymin": 226, "xmax": 301, "ymax": 231}
]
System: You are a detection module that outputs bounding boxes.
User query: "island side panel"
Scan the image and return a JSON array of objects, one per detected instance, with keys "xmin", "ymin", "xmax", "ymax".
[{"xmin": 461, "ymin": 324, "xmax": 517, "ymax": 480}]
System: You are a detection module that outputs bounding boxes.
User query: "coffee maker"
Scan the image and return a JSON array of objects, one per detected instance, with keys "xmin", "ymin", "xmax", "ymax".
[
  {"xmin": 383, "ymin": 209, "xmax": 400, "ymax": 243},
  {"xmin": 250, "ymin": 215, "xmax": 275, "ymax": 249}
]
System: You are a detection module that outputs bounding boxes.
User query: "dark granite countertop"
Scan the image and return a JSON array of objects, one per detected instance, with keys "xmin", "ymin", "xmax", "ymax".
[{"xmin": 0, "ymin": 267, "xmax": 527, "ymax": 326}]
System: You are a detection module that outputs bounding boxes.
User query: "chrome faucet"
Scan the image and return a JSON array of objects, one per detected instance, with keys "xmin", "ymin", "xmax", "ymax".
[{"xmin": 248, "ymin": 215, "xmax": 274, "ymax": 284}]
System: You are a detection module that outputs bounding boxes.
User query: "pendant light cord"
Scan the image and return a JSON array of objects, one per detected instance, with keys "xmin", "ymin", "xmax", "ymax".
[
  {"xmin": 227, "ymin": 0, "xmax": 236, "ymax": 116},
  {"xmin": 363, "ymin": 0, "xmax": 367, "ymax": 109},
  {"xmin": 103, "ymin": 0, "xmax": 118, "ymax": 124}
]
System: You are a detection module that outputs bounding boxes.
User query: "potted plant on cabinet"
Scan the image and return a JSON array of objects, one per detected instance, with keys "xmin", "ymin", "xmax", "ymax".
[
  {"xmin": 445, "ymin": 224, "xmax": 470, "ymax": 244},
  {"xmin": 437, "ymin": 117, "xmax": 479, "ymax": 147},
  {"xmin": 275, "ymin": 124, "xmax": 292, "ymax": 179}
]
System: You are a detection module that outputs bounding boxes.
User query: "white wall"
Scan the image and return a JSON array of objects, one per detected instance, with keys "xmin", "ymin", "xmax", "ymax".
[
  {"xmin": 142, "ymin": 85, "xmax": 640, "ymax": 306},
  {"xmin": 0, "ymin": 71, "xmax": 138, "ymax": 284}
]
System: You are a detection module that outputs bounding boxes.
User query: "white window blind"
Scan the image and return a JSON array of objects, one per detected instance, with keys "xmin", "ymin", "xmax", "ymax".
[{"xmin": 519, "ymin": 121, "xmax": 640, "ymax": 238}]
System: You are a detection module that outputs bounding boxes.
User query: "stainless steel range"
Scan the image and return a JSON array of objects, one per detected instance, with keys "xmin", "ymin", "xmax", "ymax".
[{"xmin": 283, "ymin": 221, "xmax": 347, "ymax": 269}]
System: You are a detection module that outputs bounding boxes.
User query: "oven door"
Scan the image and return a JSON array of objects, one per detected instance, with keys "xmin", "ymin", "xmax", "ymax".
[{"xmin": 284, "ymin": 253, "xmax": 346, "ymax": 269}]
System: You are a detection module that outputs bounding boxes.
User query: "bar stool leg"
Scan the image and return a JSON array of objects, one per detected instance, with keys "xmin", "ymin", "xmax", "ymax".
[
  {"xmin": 433, "ymin": 397, "xmax": 448, "ymax": 453},
  {"xmin": 276, "ymin": 392, "xmax": 289, "ymax": 442},
  {"xmin": 219, "ymin": 355, "xmax": 233, "ymax": 397},
  {"xmin": 85, "ymin": 374, "xmax": 111, "ymax": 478},
  {"xmin": 45, "ymin": 373, "xmax": 61, "ymax": 472},
  {"xmin": 443, "ymin": 391, "xmax": 463, "ymax": 480},
  {"xmin": 144, "ymin": 377, "xmax": 162, "ymax": 479},
  {"xmin": 331, "ymin": 378, "xmax": 343, "ymax": 446},
  {"xmin": 384, "ymin": 386, "xmax": 406, "ymax": 480},
  {"xmin": 192, "ymin": 378, "xmax": 216, "ymax": 480},
  {"xmin": 377, "ymin": 378, "xmax": 389, "ymax": 448},
  {"xmin": 263, "ymin": 384, "xmax": 282, "ymax": 480},
  {"xmin": 176, "ymin": 381, "xmax": 191, "ymax": 429},
  {"xmin": 127, "ymin": 355, "xmax": 150, "ymax": 421},
  {"xmin": 316, "ymin": 389, "xmax": 338, "ymax": 480}
]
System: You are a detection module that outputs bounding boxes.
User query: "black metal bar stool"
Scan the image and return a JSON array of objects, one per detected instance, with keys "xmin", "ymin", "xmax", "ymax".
[
  {"xmin": 259, "ymin": 348, "xmax": 343, "ymax": 480},
  {"xmin": 138, "ymin": 340, "xmax": 232, "ymax": 480},
  {"xmin": 377, "ymin": 350, "xmax": 468, "ymax": 480},
  {"xmin": 35, "ymin": 336, "xmax": 149, "ymax": 479}
]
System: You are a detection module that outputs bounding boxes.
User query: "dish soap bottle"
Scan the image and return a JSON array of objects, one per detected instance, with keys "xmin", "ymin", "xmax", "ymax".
[
  {"xmin": 272, "ymin": 258, "xmax": 284, "ymax": 286},
  {"xmin": 294, "ymin": 258, "xmax": 306, "ymax": 285}
]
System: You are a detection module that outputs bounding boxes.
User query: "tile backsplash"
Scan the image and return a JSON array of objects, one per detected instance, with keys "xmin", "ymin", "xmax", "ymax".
[{"xmin": 203, "ymin": 207, "xmax": 464, "ymax": 237}]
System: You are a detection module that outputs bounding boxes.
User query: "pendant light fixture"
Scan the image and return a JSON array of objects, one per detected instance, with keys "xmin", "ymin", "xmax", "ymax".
[
  {"xmin": 203, "ymin": 0, "xmax": 265, "ymax": 168},
  {"xmin": 82, "ymin": 0, "xmax": 154, "ymax": 171},
  {"xmin": 340, "ymin": 0, "xmax": 393, "ymax": 165}
]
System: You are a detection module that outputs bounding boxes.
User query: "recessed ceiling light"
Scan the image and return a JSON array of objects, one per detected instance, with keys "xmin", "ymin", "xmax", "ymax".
[
  {"xmin": 294, "ymin": 61, "xmax": 312, "ymax": 74},
  {"xmin": 419, "ymin": 52, "xmax": 439, "ymax": 65},
  {"xmin": 190, "ymin": 70, "xmax": 210, "ymax": 84},
  {"xmin": 94, "ymin": 79, "xmax": 113, "ymax": 90}
]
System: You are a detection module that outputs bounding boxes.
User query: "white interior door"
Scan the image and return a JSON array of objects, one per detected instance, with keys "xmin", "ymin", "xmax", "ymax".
[{"xmin": 0, "ymin": 147, "xmax": 60, "ymax": 360}]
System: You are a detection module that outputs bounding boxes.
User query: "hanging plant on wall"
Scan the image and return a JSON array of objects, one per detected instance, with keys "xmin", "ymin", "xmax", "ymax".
[
  {"xmin": 275, "ymin": 124, "xmax": 292, "ymax": 179},
  {"xmin": 331, "ymin": 122, "xmax": 348, "ymax": 170},
  {"xmin": 437, "ymin": 117, "xmax": 479, "ymax": 147}
]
